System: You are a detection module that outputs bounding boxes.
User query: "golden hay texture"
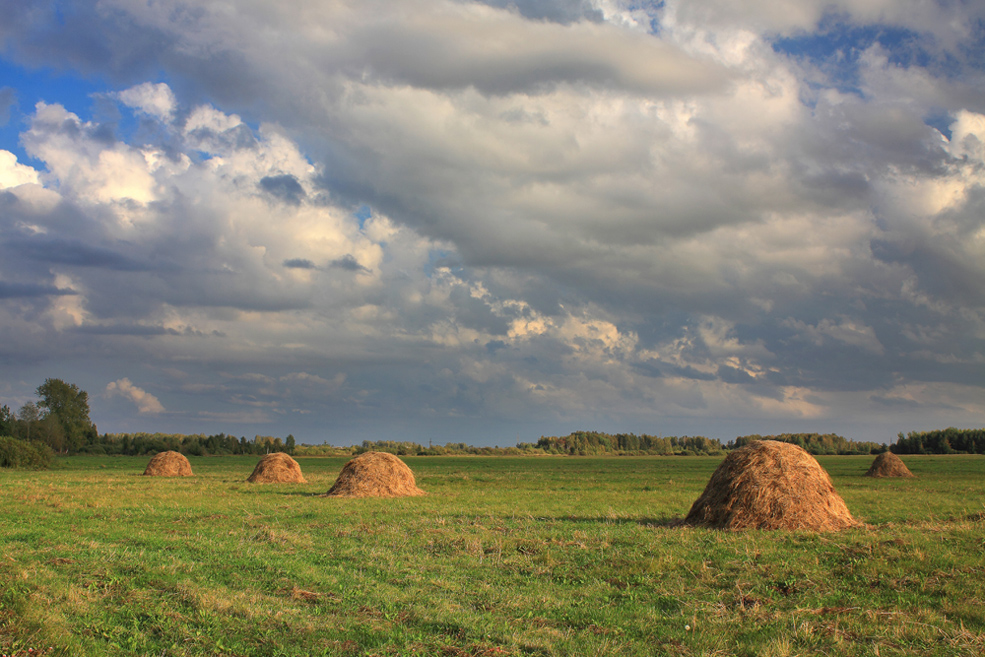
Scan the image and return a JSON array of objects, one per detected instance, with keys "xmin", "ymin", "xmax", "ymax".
[
  {"xmin": 683, "ymin": 440, "xmax": 859, "ymax": 531},
  {"xmin": 247, "ymin": 452, "xmax": 307, "ymax": 484},
  {"xmin": 865, "ymin": 451, "xmax": 915, "ymax": 478},
  {"xmin": 142, "ymin": 450, "xmax": 193, "ymax": 477},
  {"xmin": 326, "ymin": 451, "xmax": 425, "ymax": 498}
]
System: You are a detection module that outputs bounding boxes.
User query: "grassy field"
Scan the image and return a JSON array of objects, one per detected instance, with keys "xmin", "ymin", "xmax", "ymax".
[{"xmin": 1, "ymin": 454, "xmax": 983, "ymax": 656}]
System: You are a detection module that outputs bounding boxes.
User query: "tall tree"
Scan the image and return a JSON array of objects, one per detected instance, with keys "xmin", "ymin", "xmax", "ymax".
[
  {"xmin": 36, "ymin": 378, "xmax": 97, "ymax": 452},
  {"xmin": 0, "ymin": 405, "xmax": 14, "ymax": 436},
  {"xmin": 18, "ymin": 402, "xmax": 40, "ymax": 441}
]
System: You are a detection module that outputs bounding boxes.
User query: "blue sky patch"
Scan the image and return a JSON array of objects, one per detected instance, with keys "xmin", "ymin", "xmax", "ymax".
[
  {"xmin": 772, "ymin": 19, "xmax": 933, "ymax": 94},
  {"xmin": 0, "ymin": 59, "xmax": 135, "ymax": 165},
  {"xmin": 353, "ymin": 204, "xmax": 373, "ymax": 229}
]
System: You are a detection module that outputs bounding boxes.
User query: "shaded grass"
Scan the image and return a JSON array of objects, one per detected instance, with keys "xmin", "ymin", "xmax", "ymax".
[{"xmin": 1, "ymin": 454, "xmax": 983, "ymax": 656}]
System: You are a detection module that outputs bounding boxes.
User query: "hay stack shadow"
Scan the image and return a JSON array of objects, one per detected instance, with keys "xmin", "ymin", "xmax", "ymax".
[
  {"xmin": 324, "ymin": 451, "xmax": 425, "ymax": 498},
  {"xmin": 682, "ymin": 440, "xmax": 859, "ymax": 531},
  {"xmin": 865, "ymin": 451, "xmax": 914, "ymax": 478},
  {"xmin": 247, "ymin": 452, "xmax": 307, "ymax": 484},
  {"xmin": 143, "ymin": 451, "xmax": 193, "ymax": 477}
]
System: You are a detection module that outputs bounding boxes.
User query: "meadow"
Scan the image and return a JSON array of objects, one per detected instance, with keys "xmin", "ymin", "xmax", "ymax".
[{"xmin": 1, "ymin": 454, "xmax": 983, "ymax": 656}]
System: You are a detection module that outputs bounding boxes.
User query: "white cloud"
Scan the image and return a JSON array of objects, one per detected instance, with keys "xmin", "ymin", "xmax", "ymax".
[
  {"xmin": 0, "ymin": 2, "xmax": 984, "ymax": 442},
  {"xmin": 106, "ymin": 378, "xmax": 165, "ymax": 414},
  {"xmin": 21, "ymin": 102, "xmax": 161, "ymax": 205},
  {"xmin": 114, "ymin": 82, "xmax": 177, "ymax": 122},
  {"xmin": 0, "ymin": 150, "xmax": 39, "ymax": 188},
  {"xmin": 948, "ymin": 111, "xmax": 985, "ymax": 163}
]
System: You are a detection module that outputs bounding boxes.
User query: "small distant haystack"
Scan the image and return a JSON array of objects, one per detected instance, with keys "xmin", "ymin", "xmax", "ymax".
[
  {"xmin": 326, "ymin": 451, "xmax": 425, "ymax": 498},
  {"xmin": 247, "ymin": 452, "xmax": 307, "ymax": 484},
  {"xmin": 143, "ymin": 450, "xmax": 193, "ymax": 477},
  {"xmin": 683, "ymin": 440, "xmax": 859, "ymax": 531},
  {"xmin": 865, "ymin": 451, "xmax": 915, "ymax": 478}
]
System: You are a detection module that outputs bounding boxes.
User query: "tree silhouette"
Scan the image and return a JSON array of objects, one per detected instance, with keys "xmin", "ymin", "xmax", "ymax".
[{"xmin": 36, "ymin": 378, "xmax": 97, "ymax": 452}]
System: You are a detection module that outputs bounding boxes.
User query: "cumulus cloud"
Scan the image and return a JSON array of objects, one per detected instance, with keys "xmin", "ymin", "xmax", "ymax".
[
  {"xmin": 106, "ymin": 378, "xmax": 165, "ymax": 414},
  {"xmin": 113, "ymin": 82, "xmax": 177, "ymax": 122},
  {"xmin": 0, "ymin": 1, "xmax": 983, "ymax": 442},
  {"xmin": 0, "ymin": 150, "xmax": 39, "ymax": 187}
]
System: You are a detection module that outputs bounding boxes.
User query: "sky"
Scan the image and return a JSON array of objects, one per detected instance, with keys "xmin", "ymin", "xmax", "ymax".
[{"xmin": 0, "ymin": 0, "xmax": 984, "ymax": 447}]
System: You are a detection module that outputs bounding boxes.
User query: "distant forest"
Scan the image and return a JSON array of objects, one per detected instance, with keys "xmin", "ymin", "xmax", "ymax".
[
  {"xmin": 309, "ymin": 431, "xmax": 887, "ymax": 456},
  {"xmin": 527, "ymin": 431, "xmax": 887, "ymax": 456},
  {"xmin": 890, "ymin": 428, "xmax": 985, "ymax": 454},
  {"xmin": 90, "ymin": 432, "xmax": 299, "ymax": 456},
  {"xmin": 3, "ymin": 393, "xmax": 984, "ymax": 458},
  {"xmin": 6, "ymin": 379, "xmax": 982, "ymax": 460}
]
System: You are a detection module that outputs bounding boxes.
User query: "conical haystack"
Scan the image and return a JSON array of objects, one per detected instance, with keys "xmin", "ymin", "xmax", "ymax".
[
  {"xmin": 326, "ymin": 451, "xmax": 425, "ymax": 498},
  {"xmin": 143, "ymin": 450, "xmax": 193, "ymax": 477},
  {"xmin": 247, "ymin": 452, "xmax": 307, "ymax": 483},
  {"xmin": 683, "ymin": 440, "xmax": 859, "ymax": 531},
  {"xmin": 865, "ymin": 451, "xmax": 914, "ymax": 478}
]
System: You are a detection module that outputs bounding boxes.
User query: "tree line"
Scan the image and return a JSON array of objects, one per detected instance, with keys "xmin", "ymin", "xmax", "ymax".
[
  {"xmin": 4, "ymin": 379, "xmax": 983, "ymax": 461},
  {"xmin": 0, "ymin": 379, "xmax": 98, "ymax": 453},
  {"xmin": 728, "ymin": 433, "xmax": 886, "ymax": 455},
  {"xmin": 891, "ymin": 428, "xmax": 985, "ymax": 454},
  {"xmin": 302, "ymin": 432, "xmax": 881, "ymax": 457},
  {"xmin": 86, "ymin": 432, "xmax": 297, "ymax": 457},
  {"xmin": 530, "ymin": 431, "xmax": 726, "ymax": 456},
  {"xmin": 334, "ymin": 432, "xmax": 879, "ymax": 456},
  {"xmin": 0, "ymin": 378, "xmax": 296, "ymax": 459}
]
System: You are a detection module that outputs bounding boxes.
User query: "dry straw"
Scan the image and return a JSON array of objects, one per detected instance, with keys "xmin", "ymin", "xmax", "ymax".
[
  {"xmin": 142, "ymin": 450, "xmax": 193, "ymax": 477},
  {"xmin": 325, "ymin": 451, "xmax": 425, "ymax": 498},
  {"xmin": 683, "ymin": 440, "xmax": 859, "ymax": 531},
  {"xmin": 865, "ymin": 451, "xmax": 915, "ymax": 478},
  {"xmin": 247, "ymin": 452, "xmax": 307, "ymax": 483}
]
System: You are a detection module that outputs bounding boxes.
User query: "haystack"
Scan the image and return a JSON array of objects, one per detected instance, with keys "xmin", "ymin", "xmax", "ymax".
[
  {"xmin": 683, "ymin": 440, "xmax": 859, "ymax": 531},
  {"xmin": 865, "ymin": 451, "xmax": 914, "ymax": 478},
  {"xmin": 143, "ymin": 450, "xmax": 193, "ymax": 477},
  {"xmin": 326, "ymin": 451, "xmax": 425, "ymax": 498},
  {"xmin": 247, "ymin": 452, "xmax": 307, "ymax": 483}
]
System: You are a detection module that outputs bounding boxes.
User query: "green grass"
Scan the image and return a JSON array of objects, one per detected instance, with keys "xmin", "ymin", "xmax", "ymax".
[{"xmin": 2, "ymin": 454, "xmax": 983, "ymax": 656}]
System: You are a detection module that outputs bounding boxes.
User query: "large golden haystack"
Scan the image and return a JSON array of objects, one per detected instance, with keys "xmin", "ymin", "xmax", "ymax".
[
  {"xmin": 326, "ymin": 451, "xmax": 425, "ymax": 498},
  {"xmin": 865, "ymin": 451, "xmax": 914, "ymax": 478},
  {"xmin": 683, "ymin": 440, "xmax": 859, "ymax": 531},
  {"xmin": 247, "ymin": 452, "xmax": 307, "ymax": 483},
  {"xmin": 143, "ymin": 450, "xmax": 193, "ymax": 477}
]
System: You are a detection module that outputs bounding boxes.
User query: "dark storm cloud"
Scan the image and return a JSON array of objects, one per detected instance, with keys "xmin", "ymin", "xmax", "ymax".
[
  {"xmin": 259, "ymin": 174, "xmax": 305, "ymax": 205},
  {"xmin": 283, "ymin": 258, "xmax": 318, "ymax": 270},
  {"xmin": 716, "ymin": 365, "xmax": 756, "ymax": 385},
  {"xmin": 0, "ymin": 280, "xmax": 75, "ymax": 299},
  {"xmin": 330, "ymin": 254, "xmax": 370, "ymax": 273},
  {"xmin": 485, "ymin": 339, "xmax": 507, "ymax": 353},
  {"xmin": 69, "ymin": 323, "xmax": 218, "ymax": 337},
  {"xmin": 871, "ymin": 204, "xmax": 985, "ymax": 308},
  {"xmin": 633, "ymin": 360, "xmax": 718, "ymax": 382},
  {"xmin": 448, "ymin": 284, "xmax": 511, "ymax": 335},
  {"xmin": 0, "ymin": 1, "xmax": 171, "ymax": 81},
  {"xmin": 870, "ymin": 238, "xmax": 970, "ymax": 297},
  {"xmin": 14, "ymin": 236, "xmax": 153, "ymax": 271},
  {"xmin": 71, "ymin": 323, "xmax": 179, "ymax": 336},
  {"xmin": 472, "ymin": 0, "xmax": 604, "ymax": 25}
]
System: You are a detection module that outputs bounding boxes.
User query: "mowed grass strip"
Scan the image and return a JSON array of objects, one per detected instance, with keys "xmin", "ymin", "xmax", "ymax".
[{"xmin": 0, "ymin": 454, "xmax": 983, "ymax": 656}]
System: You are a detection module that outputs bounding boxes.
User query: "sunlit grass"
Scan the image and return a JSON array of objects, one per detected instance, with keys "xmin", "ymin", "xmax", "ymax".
[{"xmin": 1, "ymin": 454, "xmax": 983, "ymax": 655}]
